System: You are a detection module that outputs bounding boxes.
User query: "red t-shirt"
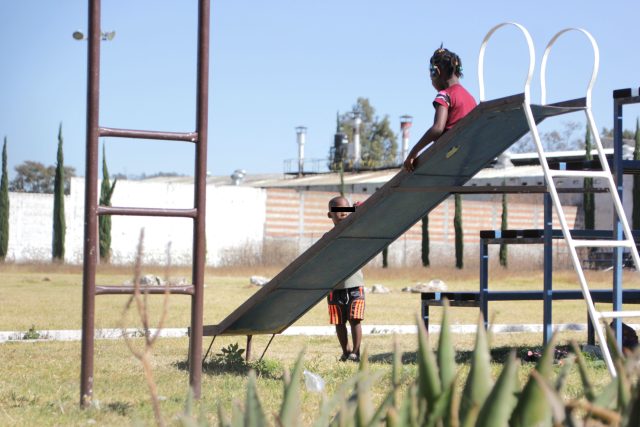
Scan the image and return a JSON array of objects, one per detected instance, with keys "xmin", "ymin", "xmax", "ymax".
[{"xmin": 433, "ymin": 84, "xmax": 477, "ymax": 130}]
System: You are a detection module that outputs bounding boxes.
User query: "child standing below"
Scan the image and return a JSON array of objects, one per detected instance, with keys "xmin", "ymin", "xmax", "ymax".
[
  {"xmin": 327, "ymin": 196, "xmax": 365, "ymax": 362},
  {"xmin": 404, "ymin": 46, "xmax": 477, "ymax": 172}
]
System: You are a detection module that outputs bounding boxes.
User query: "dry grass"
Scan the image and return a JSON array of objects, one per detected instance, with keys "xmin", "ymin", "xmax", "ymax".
[
  {"xmin": 0, "ymin": 332, "xmax": 612, "ymax": 426},
  {"xmin": 0, "ymin": 261, "xmax": 637, "ymax": 425},
  {"xmin": 1, "ymin": 262, "xmax": 638, "ymax": 333}
]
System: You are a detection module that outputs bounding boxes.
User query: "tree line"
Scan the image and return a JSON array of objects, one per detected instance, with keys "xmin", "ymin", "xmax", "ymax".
[{"xmin": 0, "ymin": 124, "xmax": 116, "ymax": 263}]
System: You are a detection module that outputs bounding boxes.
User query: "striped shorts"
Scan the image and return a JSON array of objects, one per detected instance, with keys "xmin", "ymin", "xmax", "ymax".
[{"xmin": 327, "ymin": 287, "xmax": 365, "ymax": 325}]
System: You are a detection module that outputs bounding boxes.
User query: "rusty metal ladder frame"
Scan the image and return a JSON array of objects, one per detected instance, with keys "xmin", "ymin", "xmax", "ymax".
[{"xmin": 80, "ymin": 0, "xmax": 210, "ymax": 406}]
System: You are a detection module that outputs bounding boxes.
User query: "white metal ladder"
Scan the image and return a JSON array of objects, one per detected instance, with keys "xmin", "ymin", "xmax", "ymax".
[{"xmin": 480, "ymin": 23, "xmax": 640, "ymax": 376}]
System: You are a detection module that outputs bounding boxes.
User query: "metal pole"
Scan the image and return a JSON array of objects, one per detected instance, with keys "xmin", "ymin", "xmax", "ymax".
[
  {"xmin": 189, "ymin": 0, "xmax": 210, "ymax": 399},
  {"xmin": 80, "ymin": 0, "xmax": 101, "ymax": 407},
  {"xmin": 421, "ymin": 294, "xmax": 430, "ymax": 332},
  {"xmin": 543, "ymin": 193, "xmax": 553, "ymax": 344},
  {"xmin": 479, "ymin": 237, "xmax": 489, "ymax": 328},
  {"xmin": 612, "ymin": 98, "xmax": 624, "ymax": 347}
]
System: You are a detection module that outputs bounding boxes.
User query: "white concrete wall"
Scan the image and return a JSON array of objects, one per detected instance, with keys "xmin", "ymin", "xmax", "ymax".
[
  {"xmin": 6, "ymin": 177, "xmax": 266, "ymax": 266},
  {"xmin": 7, "ymin": 192, "xmax": 57, "ymax": 261}
]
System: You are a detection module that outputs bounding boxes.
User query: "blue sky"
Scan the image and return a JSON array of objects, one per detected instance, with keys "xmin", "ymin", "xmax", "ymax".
[{"xmin": 1, "ymin": 1, "xmax": 640, "ymax": 179}]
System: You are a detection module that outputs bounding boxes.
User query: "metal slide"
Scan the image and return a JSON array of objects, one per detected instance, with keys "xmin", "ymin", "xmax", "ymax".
[
  {"xmin": 522, "ymin": 27, "xmax": 640, "ymax": 376},
  {"xmin": 206, "ymin": 24, "xmax": 639, "ymax": 378},
  {"xmin": 204, "ymin": 24, "xmax": 589, "ymax": 338}
]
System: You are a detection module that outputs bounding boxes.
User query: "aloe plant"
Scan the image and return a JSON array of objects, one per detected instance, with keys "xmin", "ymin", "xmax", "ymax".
[{"xmin": 178, "ymin": 300, "xmax": 640, "ymax": 427}]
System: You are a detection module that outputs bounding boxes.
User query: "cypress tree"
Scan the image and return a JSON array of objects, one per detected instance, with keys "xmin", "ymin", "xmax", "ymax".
[
  {"xmin": 633, "ymin": 117, "xmax": 640, "ymax": 230},
  {"xmin": 583, "ymin": 125, "xmax": 595, "ymax": 230},
  {"xmin": 99, "ymin": 143, "xmax": 117, "ymax": 262},
  {"xmin": 382, "ymin": 246, "xmax": 388, "ymax": 268},
  {"xmin": 52, "ymin": 123, "xmax": 66, "ymax": 261},
  {"xmin": 454, "ymin": 194, "xmax": 463, "ymax": 269},
  {"xmin": 0, "ymin": 137, "xmax": 9, "ymax": 260},
  {"xmin": 499, "ymin": 191, "xmax": 508, "ymax": 267},
  {"xmin": 421, "ymin": 214, "xmax": 430, "ymax": 267}
]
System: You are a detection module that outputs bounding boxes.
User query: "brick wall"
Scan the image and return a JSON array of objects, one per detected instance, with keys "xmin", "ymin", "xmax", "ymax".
[{"xmin": 264, "ymin": 188, "xmax": 578, "ymax": 267}]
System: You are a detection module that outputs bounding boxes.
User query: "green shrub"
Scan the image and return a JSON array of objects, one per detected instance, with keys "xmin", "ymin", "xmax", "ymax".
[{"xmin": 23, "ymin": 325, "xmax": 41, "ymax": 340}]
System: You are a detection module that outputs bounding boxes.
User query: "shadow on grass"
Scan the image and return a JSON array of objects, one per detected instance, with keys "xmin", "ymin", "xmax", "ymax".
[
  {"xmin": 106, "ymin": 401, "xmax": 133, "ymax": 416},
  {"xmin": 368, "ymin": 344, "xmax": 577, "ymax": 365},
  {"xmin": 172, "ymin": 358, "xmax": 283, "ymax": 380}
]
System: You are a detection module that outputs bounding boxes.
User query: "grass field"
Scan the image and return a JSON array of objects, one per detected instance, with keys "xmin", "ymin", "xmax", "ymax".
[{"xmin": 0, "ymin": 262, "xmax": 636, "ymax": 425}]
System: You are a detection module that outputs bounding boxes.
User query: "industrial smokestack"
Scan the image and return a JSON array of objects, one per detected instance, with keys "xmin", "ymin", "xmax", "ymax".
[
  {"xmin": 295, "ymin": 126, "xmax": 307, "ymax": 176},
  {"xmin": 400, "ymin": 115, "xmax": 413, "ymax": 164},
  {"xmin": 352, "ymin": 111, "xmax": 362, "ymax": 170}
]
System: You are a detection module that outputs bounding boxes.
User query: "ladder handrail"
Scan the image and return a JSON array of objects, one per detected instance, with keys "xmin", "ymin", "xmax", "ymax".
[
  {"xmin": 521, "ymin": 100, "xmax": 618, "ymax": 376},
  {"xmin": 540, "ymin": 28, "xmax": 600, "ymax": 108},
  {"xmin": 478, "ymin": 22, "xmax": 535, "ymax": 103},
  {"xmin": 588, "ymin": 109, "xmax": 640, "ymax": 270},
  {"xmin": 523, "ymin": 26, "xmax": 640, "ymax": 377}
]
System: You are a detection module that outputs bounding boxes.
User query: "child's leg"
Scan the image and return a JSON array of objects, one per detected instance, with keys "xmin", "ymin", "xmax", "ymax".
[
  {"xmin": 348, "ymin": 319, "xmax": 362, "ymax": 356},
  {"xmin": 335, "ymin": 323, "xmax": 351, "ymax": 356}
]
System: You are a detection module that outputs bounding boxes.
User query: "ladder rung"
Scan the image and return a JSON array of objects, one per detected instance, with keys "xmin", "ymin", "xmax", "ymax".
[
  {"xmin": 549, "ymin": 170, "xmax": 610, "ymax": 179},
  {"xmin": 96, "ymin": 285, "xmax": 195, "ymax": 296},
  {"xmin": 97, "ymin": 206, "xmax": 198, "ymax": 218},
  {"xmin": 597, "ymin": 310, "xmax": 640, "ymax": 319},
  {"xmin": 571, "ymin": 239, "xmax": 634, "ymax": 248},
  {"xmin": 99, "ymin": 127, "xmax": 198, "ymax": 143}
]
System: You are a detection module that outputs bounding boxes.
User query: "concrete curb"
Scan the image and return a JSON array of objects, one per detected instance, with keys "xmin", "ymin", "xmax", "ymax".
[{"xmin": 5, "ymin": 323, "xmax": 637, "ymax": 343}]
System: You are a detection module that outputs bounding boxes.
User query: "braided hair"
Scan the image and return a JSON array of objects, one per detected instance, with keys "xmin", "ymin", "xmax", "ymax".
[{"xmin": 429, "ymin": 45, "xmax": 463, "ymax": 79}]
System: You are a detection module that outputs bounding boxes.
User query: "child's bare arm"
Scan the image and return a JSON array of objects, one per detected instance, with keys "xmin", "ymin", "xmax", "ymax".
[{"xmin": 403, "ymin": 104, "xmax": 448, "ymax": 172}]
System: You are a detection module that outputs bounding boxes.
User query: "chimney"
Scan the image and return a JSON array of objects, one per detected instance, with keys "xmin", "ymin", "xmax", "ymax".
[
  {"xmin": 352, "ymin": 111, "xmax": 362, "ymax": 170},
  {"xmin": 295, "ymin": 126, "xmax": 307, "ymax": 177},
  {"xmin": 400, "ymin": 115, "xmax": 413, "ymax": 164}
]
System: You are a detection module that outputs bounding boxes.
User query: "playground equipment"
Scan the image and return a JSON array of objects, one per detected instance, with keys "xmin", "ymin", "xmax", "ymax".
[
  {"xmin": 79, "ymin": 17, "xmax": 639, "ymax": 404},
  {"xmin": 428, "ymin": 100, "xmax": 640, "ymax": 346},
  {"xmin": 79, "ymin": 0, "xmax": 210, "ymax": 405},
  {"xmin": 202, "ymin": 23, "xmax": 639, "ymax": 377},
  {"xmin": 421, "ymin": 227, "xmax": 640, "ymax": 346}
]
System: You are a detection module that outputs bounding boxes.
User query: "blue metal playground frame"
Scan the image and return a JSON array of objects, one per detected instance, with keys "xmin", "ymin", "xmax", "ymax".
[{"xmin": 421, "ymin": 87, "xmax": 640, "ymax": 348}]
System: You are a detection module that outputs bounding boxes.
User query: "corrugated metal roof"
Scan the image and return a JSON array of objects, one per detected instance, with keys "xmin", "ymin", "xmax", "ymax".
[{"xmin": 137, "ymin": 138, "xmax": 632, "ymax": 189}]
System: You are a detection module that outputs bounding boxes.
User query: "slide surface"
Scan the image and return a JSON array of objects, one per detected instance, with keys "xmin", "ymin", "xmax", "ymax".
[{"xmin": 204, "ymin": 93, "xmax": 585, "ymax": 336}]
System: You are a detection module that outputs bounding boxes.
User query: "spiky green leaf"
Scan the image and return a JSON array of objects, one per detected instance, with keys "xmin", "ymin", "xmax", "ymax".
[
  {"xmin": 475, "ymin": 351, "xmax": 519, "ymax": 427},
  {"xmin": 313, "ymin": 372, "xmax": 367, "ymax": 427},
  {"xmin": 355, "ymin": 348, "xmax": 374, "ymax": 426},
  {"xmin": 571, "ymin": 341, "xmax": 596, "ymax": 401},
  {"xmin": 437, "ymin": 298, "xmax": 456, "ymax": 388},
  {"xmin": 530, "ymin": 370, "xmax": 567, "ymax": 425},
  {"xmin": 244, "ymin": 371, "xmax": 266, "ymax": 427},
  {"xmin": 424, "ymin": 372, "xmax": 458, "ymax": 427},
  {"xmin": 366, "ymin": 389, "xmax": 396, "ymax": 427},
  {"xmin": 459, "ymin": 315, "xmax": 492, "ymax": 427},
  {"xmin": 593, "ymin": 380, "xmax": 620, "ymax": 410},
  {"xmin": 231, "ymin": 401, "xmax": 243, "ymax": 427},
  {"xmin": 509, "ymin": 335, "xmax": 556, "ymax": 427},
  {"xmin": 605, "ymin": 322, "xmax": 626, "ymax": 373},
  {"xmin": 416, "ymin": 314, "xmax": 441, "ymax": 408},
  {"xmin": 554, "ymin": 354, "xmax": 575, "ymax": 393},
  {"xmin": 217, "ymin": 404, "xmax": 230, "ymax": 427},
  {"xmin": 396, "ymin": 384, "xmax": 419, "ymax": 427},
  {"xmin": 279, "ymin": 352, "xmax": 304, "ymax": 427}
]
